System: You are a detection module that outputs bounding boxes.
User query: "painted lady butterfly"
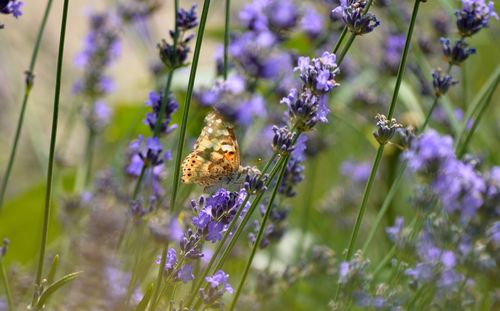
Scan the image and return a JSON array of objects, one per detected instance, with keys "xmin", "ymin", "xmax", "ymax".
[{"xmin": 181, "ymin": 110, "xmax": 242, "ymax": 186}]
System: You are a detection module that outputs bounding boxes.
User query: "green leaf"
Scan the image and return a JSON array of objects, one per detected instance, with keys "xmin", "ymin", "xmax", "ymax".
[
  {"xmin": 35, "ymin": 271, "xmax": 82, "ymax": 309},
  {"xmin": 0, "ymin": 182, "xmax": 61, "ymax": 265},
  {"xmin": 133, "ymin": 283, "xmax": 154, "ymax": 311},
  {"xmin": 46, "ymin": 254, "xmax": 59, "ymax": 284}
]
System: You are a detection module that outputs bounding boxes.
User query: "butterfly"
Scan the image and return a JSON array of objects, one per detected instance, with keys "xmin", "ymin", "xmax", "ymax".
[{"xmin": 181, "ymin": 110, "xmax": 241, "ymax": 186}]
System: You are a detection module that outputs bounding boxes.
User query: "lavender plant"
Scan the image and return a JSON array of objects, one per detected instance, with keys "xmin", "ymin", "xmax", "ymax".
[{"xmin": 0, "ymin": 0, "xmax": 498, "ymax": 310}]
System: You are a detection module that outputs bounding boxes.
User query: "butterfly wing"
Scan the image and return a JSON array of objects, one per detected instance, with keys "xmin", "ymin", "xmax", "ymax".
[{"xmin": 181, "ymin": 111, "xmax": 240, "ymax": 186}]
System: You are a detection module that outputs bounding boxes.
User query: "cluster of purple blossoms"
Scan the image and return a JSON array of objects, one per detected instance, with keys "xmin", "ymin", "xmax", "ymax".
[
  {"xmin": 126, "ymin": 135, "xmax": 171, "ymax": 198},
  {"xmin": 0, "ymin": 0, "xmax": 23, "ymax": 28},
  {"xmin": 249, "ymin": 203, "xmax": 289, "ymax": 249},
  {"xmin": 279, "ymin": 134, "xmax": 307, "ymax": 197},
  {"xmin": 281, "ymin": 52, "xmax": 339, "ymax": 131},
  {"xmin": 191, "ymin": 188, "xmax": 250, "ymax": 243},
  {"xmin": 228, "ymin": 0, "xmax": 299, "ymax": 91},
  {"xmin": 455, "ymin": 0, "xmax": 498, "ymax": 37},
  {"xmin": 200, "ymin": 270, "xmax": 234, "ymax": 308},
  {"xmin": 380, "ymin": 34, "xmax": 405, "ymax": 75},
  {"xmin": 430, "ymin": 0, "xmax": 498, "ymax": 101},
  {"xmin": 144, "ymin": 91, "xmax": 178, "ymax": 135},
  {"xmin": 331, "ymin": 0, "xmax": 381, "ymax": 35},
  {"xmin": 395, "ymin": 130, "xmax": 500, "ymax": 305},
  {"xmin": 196, "ymin": 75, "xmax": 266, "ymax": 126},
  {"xmin": 158, "ymin": 4, "xmax": 198, "ymax": 69},
  {"xmin": 73, "ymin": 12, "xmax": 121, "ymax": 132}
]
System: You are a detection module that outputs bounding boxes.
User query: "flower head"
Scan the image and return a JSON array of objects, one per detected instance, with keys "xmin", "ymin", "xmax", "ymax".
[
  {"xmin": 432, "ymin": 69, "xmax": 458, "ymax": 97},
  {"xmin": 332, "ymin": 0, "xmax": 380, "ymax": 35},
  {"xmin": 0, "ymin": 0, "xmax": 23, "ymax": 19},
  {"xmin": 144, "ymin": 91, "xmax": 179, "ymax": 135},
  {"xmin": 455, "ymin": 0, "xmax": 498, "ymax": 37},
  {"xmin": 440, "ymin": 38, "xmax": 476, "ymax": 66}
]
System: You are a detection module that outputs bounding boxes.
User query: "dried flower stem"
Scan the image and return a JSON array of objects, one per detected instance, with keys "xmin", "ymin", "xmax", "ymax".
[
  {"xmin": 0, "ymin": 0, "xmax": 55, "ymax": 209},
  {"xmin": 32, "ymin": 0, "xmax": 70, "ymax": 305}
]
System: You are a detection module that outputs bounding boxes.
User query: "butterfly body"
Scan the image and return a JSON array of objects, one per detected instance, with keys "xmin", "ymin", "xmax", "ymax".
[{"xmin": 181, "ymin": 111, "xmax": 241, "ymax": 186}]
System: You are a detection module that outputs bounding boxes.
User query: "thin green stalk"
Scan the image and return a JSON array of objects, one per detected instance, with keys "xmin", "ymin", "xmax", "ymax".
[
  {"xmin": 337, "ymin": 33, "xmax": 355, "ymax": 65},
  {"xmin": 335, "ymin": 0, "xmax": 421, "ymax": 301},
  {"xmin": 387, "ymin": 0, "xmax": 421, "ymax": 119},
  {"xmin": 84, "ymin": 130, "xmax": 96, "ymax": 187},
  {"xmin": 170, "ymin": 0, "xmax": 212, "ymax": 213},
  {"xmin": 32, "ymin": 0, "xmax": 70, "ymax": 305},
  {"xmin": 132, "ymin": 165, "xmax": 148, "ymax": 200},
  {"xmin": 186, "ymin": 154, "xmax": 281, "ymax": 309},
  {"xmin": 229, "ymin": 155, "xmax": 289, "ymax": 311},
  {"xmin": 333, "ymin": 28, "xmax": 347, "ymax": 54},
  {"xmin": 152, "ymin": 0, "xmax": 211, "ymax": 308},
  {"xmin": 345, "ymin": 145, "xmax": 384, "ymax": 261},
  {"xmin": 223, "ymin": 0, "xmax": 231, "ymax": 80},
  {"xmin": 149, "ymin": 245, "xmax": 168, "ymax": 310},
  {"xmin": 456, "ymin": 75, "xmax": 499, "ymax": 157},
  {"xmin": 0, "ymin": 0, "xmax": 54, "ymax": 209},
  {"xmin": 362, "ymin": 161, "xmax": 406, "ymax": 253},
  {"xmin": 455, "ymin": 65, "xmax": 500, "ymax": 150},
  {"xmin": 0, "ymin": 259, "xmax": 13, "ymax": 310},
  {"xmin": 296, "ymin": 156, "xmax": 319, "ymax": 258}
]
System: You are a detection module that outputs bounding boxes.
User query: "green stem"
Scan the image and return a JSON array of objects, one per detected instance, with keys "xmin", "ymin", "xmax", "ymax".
[
  {"xmin": 387, "ymin": 0, "xmax": 421, "ymax": 119},
  {"xmin": 170, "ymin": 0, "xmax": 212, "ymax": 213},
  {"xmin": 83, "ymin": 129, "xmax": 96, "ymax": 188},
  {"xmin": 456, "ymin": 75, "xmax": 499, "ymax": 157},
  {"xmin": 333, "ymin": 28, "xmax": 347, "ymax": 54},
  {"xmin": 223, "ymin": 0, "xmax": 231, "ymax": 80},
  {"xmin": 335, "ymin": 0, "xmax": 421, "ymax": 302},
  {"xmin": 32, "ymin": 0, "xmax": 70, "ymax": 305},
  {"xmin": 0, "ymin": 0, "xmax": 54, "ymax": 209},
  {"xmin": 296, "ymin": 156, "xmax": 319, "ymax": 258},
  {"xmin": 152, "ymin": 0, "xmax": 211, "ymax": 307},
  {"xmin": 0, "ymin": 259, "xmax": 13, "ymax": 310},
  {"xmin": 362, "ymin": 161, "xmax": 406, "ymax": 253},
  {"xmin": 229, "ymin": 155, "xmax": 289, "ymax": 311},
  {"xmin": 345, "ymin": 145, "xmax": 384, "ymax": 260},
  {"xmin": 186, "ymin": 154, "xmax": 281, "ymax": 309},
  {"xmin": 454, "ymin": 65, "xmax": 500, "ymax": 151},
  {"xmin": 337, "ymin": 33, "xmax": 355, "ymax": 65},
  {"xmin": 132, "ymin": 165, "xmax": 148, "ymax": 200},
  {"xmin": 149, "ymin": 245, "xmax": 168, "ymax": 310}
]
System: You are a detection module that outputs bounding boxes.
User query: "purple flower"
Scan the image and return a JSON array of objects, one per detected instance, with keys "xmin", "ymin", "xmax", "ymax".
[
  {"xmin": 266, "ymin": 0, "xmax": 298, "ymax": 30},
  {"xmin": 85, "ymin": 100, "xmax": 112, "ymax": 131},
  {"xmin": 405, "ymin": 263, "xmax": 434, "ymax": 282},
  {"xmin": 441, "ymin": 251, "xmax": 456, "ymax": 268},
  {"xmin": 434, "ymin": 160, "xmax": 485, "ymax": 219},
  {"xmin": 455, "ymin": 0, "xmax": 498, "ymax": 37},
  {"xmin": 191, "ymin": 189, "xmax": 250, "ymax": 243},
  {"xmin": 341, "ymin": 160, "xmax": 372, "ymax": 184},
  {"xmin": 156, "ymin": 248, "xmax": 177, "ymax": 271},
  {"xmin": 73, "ymin": 12, "xmax": 121, "ymax": 98},
  {"xmin": 338, "ymin": 261, "xmax": 351, "ymax": 284},
  {"xmin": 205, "ymin": 270, "xmax": 234, "ymax": 294},
  {"xmin": 144, "ymin": 91, "xmax": 179, "ymax": 135},
  {"xmin": 440, "ymin": 38, "xmax": 476, "ymax": 65},
  {"xmin": 0, "ymin": 0, "xmax": 23, "ymax": 18},
  {"xmin": 487, "ymin": 221, "xmax": 500, "ymax": 246},
  {"xmin": 403, "ymin": 129, "xmax": 455, "ymax": 175},
  {"xmin": 432, "ymin": 69, "xmax": 458, "ymax": 97},
  {"xmin": 332, "ymin": 0, "xmax": 380, "ymax": 35},
  {"xmin": 176, "ymin": 264, "xmax": 195, "ymax": 283},
  {"xmin": 385, "ymin": 217, "xmax": 404, "ymax": 244},
  {"xmin": 381, "ymin": 34, "xmax": 405, "ymax": 74},
  {"xmin": 177, "ymin": 4, "xmax": 198, "ymax": 30},
  {"xmin": 301, "ymin": 6, "xmax": 324, "ymax": 38}
]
